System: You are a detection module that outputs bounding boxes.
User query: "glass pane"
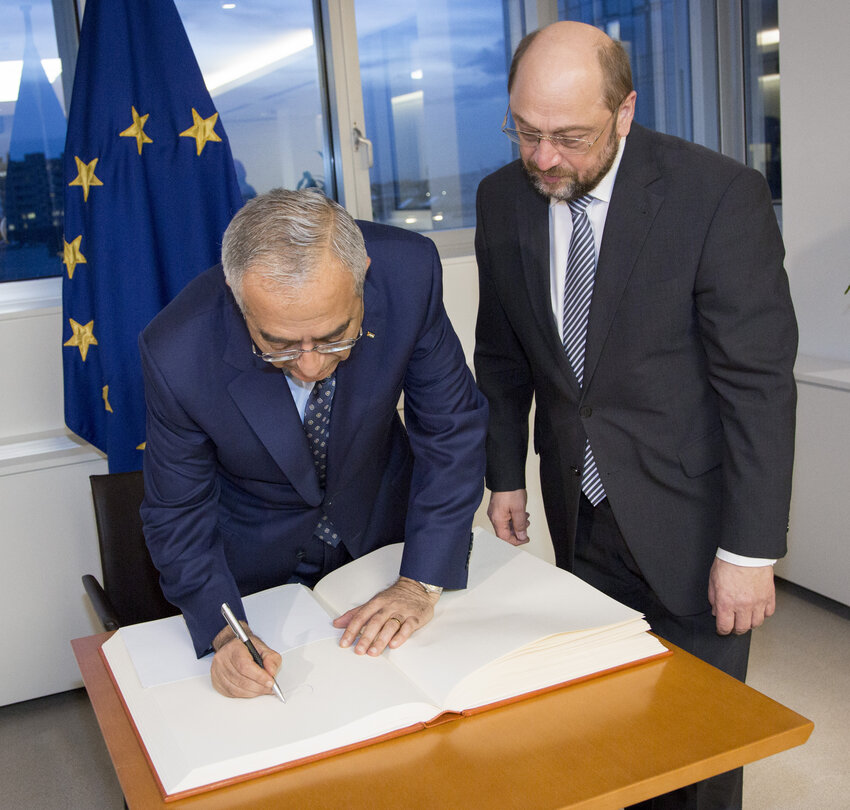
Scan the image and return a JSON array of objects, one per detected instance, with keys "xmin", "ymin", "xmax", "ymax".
[
  {"xmin": 558, "ymin": 0, "xmax": 694, "ymax": 141},
  {"xmin": 0, "ymin": 1, "xmax": 67, "ymax": 282},
  {"xmin": 174, "ymin": 0, "xmax": 331, "ymax": 203},
  {"xmin": 354, "ymin": 0, "xmax": 516, "ymax": 232},
  {"xmin": 742, "ymin": 0, "xmax": 780, "ymax": 202}
]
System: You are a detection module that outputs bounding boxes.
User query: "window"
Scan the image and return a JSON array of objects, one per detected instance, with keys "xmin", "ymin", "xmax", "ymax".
[
  {"xmin": 0, "ymin": 0, "xmax": 69, "ymax": 282},
  {"xmin": 353, "ymin": 1, "xmax": 517, "ymax": 232},
  {"xmin": 742, "ymin": 0, "xmax": 780, "ymax": 202},
  {"xmin": 557, "ymin": 0, "xmax": 696, "ymax": 142},
  {"xmin": 174, "ymin": 0, "xmax": 332, "ymax": 203}
]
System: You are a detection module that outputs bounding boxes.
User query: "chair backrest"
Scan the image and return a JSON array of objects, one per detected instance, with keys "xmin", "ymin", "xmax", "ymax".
[{"xmin": 90, "ymin": 470, "xmax": 179, "ymax": 625}]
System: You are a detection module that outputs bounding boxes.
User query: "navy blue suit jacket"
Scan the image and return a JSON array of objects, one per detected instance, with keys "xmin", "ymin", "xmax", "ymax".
[{"xmin": 140, "ymin": 221, "xmax": 487, "ymax": 654}]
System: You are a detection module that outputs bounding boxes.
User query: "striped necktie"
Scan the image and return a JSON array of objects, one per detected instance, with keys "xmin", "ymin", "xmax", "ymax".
[
  {"xmin": 304, "ymin": 373, "xmax": 341, "ymax": 546},
  {"xmin": 562, "ymin": 195, "xmax": 606, "ymax": 506}
]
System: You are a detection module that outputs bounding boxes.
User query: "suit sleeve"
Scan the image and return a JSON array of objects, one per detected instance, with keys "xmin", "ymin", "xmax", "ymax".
[
  {"xmin": 139, "ymin": 334, "xmax": 245, "ymax": 656},
  {"xmin": 695, "ymin": 167, "xmax": 798, "ymax": 558},
  {"xmin": 473, "ymin": 184, "xmax": 536, "ymax": 492},
  {"xmin": 397, "ymin": 242, "xmax": 489, "ymax": 589}
]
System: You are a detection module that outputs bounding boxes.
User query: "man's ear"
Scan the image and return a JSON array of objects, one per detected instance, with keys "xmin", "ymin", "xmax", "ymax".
[{"xmin": 365, "ymin": 256, "xmax": 372, "ymax": 272}]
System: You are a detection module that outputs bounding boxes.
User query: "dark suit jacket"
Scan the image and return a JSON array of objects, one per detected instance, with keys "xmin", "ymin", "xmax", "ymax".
[
  {"xmin": 474, "ymin": 123, "xmax": 797, "ymax": 616},
  {"xmin": 140, "ymin": 221, "xmax": 488, "ymax": 654}
]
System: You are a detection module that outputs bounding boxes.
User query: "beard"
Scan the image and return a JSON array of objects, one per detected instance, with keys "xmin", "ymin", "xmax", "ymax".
[{"xmin": 523, "ymin": 124, "xmax": 620, "ymax": 202}]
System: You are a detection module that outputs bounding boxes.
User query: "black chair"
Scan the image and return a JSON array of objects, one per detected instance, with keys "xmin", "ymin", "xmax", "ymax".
[{"xmin": 82, "ymin": 470, "xmax": 179, "ymax": 630}]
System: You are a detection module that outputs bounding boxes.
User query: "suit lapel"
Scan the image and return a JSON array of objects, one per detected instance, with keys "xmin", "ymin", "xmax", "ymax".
[
  {"xmin": 222, "ymin": 306, "xmax": 322, "ymax": 506},
  {"xmin": 584, "ymin": 126, "xmax": 664, "ymax": 388},
  {"xmin": 516, "ymin": 184, "xmax": 580, "ymax": 391},
  {"xmin": 326, "ymin": 291, "xmax": 386, "ymax": 493}
]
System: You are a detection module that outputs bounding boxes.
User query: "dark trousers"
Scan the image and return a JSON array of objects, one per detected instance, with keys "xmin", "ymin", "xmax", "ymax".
[
  {"xmin": 288, "ymin": 535, "xmax": 353, "ymax": 588},
  {"xmin": 573, "ymin": 495, "xmax": 751, "ymax": 810}
]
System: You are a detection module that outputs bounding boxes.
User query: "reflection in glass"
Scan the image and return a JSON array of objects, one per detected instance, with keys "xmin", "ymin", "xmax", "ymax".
[
  {"xmin": 558, "ymin": 0, "xmax": 694, "ymax": 141},
  {"xmin": 354, "ymin": 1, "xmax": 516, "ymax": 232},
  {"xmin": 0, "ymin": 1, "xmax": 67, "ymax": 282},
  {"xmin": 743, "ymin": 0, "xmax": 780, "ymax": 202},
  {"xmin": 174, "ymin": 0, "xmax": 330, "ymax": 202}
]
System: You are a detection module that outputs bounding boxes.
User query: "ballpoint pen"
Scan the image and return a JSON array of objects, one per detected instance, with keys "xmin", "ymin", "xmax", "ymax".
[{"xmin": 220, "ymin": 602, "xmax": 286, "ymax": 703}]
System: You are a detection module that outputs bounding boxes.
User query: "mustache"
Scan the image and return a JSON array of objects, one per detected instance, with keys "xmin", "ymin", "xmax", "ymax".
[{"xmin": 524, "ymin": 161, "xmax": 573, "ymax": 178}]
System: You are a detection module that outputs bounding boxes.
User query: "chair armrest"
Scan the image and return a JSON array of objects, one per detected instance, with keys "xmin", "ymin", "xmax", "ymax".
[{"xmin": 82, "ymin": 574, "xmax": 121, "ymax": 631}]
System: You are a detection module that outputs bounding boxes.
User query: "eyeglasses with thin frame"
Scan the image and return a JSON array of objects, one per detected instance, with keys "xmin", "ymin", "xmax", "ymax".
[
  {"xmin": 252, "ymin": 327, "xmax": 363, "ymax": 364},
  {"xmin": 501, "ymin": 104, "xmax": 620, "ymax": 155}
]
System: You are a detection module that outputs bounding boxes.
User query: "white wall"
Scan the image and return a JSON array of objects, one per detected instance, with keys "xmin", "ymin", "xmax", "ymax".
[{"xmin": 778, "ymin": 0, "xmax": 850, "ymax": 362}]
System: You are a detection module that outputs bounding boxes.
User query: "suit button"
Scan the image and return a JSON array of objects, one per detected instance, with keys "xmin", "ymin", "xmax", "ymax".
[
  {"xmin": 295, "ymin": 550, "xmax": 306, "ymax": 561},
  {"xmin": 580, "ymin": 406, "xmax": 593, "ymax": 418},
  {"xmin": 570, "ymin": 466, "xmax": 580, "ymax": 476}
]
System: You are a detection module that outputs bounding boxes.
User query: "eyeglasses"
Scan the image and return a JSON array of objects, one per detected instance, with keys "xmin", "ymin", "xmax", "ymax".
[
  {"xmin": 501, "ymin": 105, "xmax": 619, "ymax": 155},
  {"xmin": 252, "ymin": 327, "xmax": 363, "ymax": 363}
]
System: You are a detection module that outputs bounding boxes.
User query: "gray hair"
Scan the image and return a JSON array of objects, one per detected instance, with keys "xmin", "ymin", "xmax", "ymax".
[{"xmin": 222, "ymin": 188, "xmax": 368, "ymax": 311}]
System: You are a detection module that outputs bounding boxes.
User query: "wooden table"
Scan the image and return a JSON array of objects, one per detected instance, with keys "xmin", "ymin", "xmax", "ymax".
[{"xmin": 73, "ymin": 633, "xmax": 812, "ymax": 809}]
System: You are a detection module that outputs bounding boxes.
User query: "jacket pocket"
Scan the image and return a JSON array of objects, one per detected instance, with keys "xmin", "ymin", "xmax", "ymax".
[{"xmin": 678, "ymin": 427, "xmax": 723, "ymax": 477}]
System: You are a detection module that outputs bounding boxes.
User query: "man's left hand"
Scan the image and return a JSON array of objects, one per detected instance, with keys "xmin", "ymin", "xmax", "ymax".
[
  {"xmin": 333, "ymin": 576, "xmax": 440, "ymax": 656},
  {"xmin": 708, "ymin": 558, "xmax": 776, "ymax": 635}
]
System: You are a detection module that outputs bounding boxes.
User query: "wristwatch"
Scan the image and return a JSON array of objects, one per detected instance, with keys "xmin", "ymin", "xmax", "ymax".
[{"xmin": 418, "ymin": 580, "xmax": 443, "ymax": 595}]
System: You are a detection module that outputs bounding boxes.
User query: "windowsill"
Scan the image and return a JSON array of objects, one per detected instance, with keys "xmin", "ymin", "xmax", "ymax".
[
  {"xmin": 0, "ymin": 428, "xmax": 106, "ymax": 477},
  {"xmin": 0, "ymin": 276, "xmax": 62, "ymax": 317},
  {"xmin": 794, "ymin": 355, "xmax": 850, "ymax": 393}
]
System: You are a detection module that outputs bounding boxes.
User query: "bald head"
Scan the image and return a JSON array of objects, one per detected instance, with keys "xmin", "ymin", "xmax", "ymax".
[{"xmin": 509, "ymin": 21, "xmax": 633, "ymax": 114}]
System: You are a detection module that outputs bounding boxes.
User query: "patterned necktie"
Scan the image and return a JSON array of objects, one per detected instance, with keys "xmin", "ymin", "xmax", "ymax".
[
  {"xmin": 562, "ymin": 195, "xmax": 606, "ymax": 506},
  {"xmin": 304, "ymin": 373, "xmax": 341, "ymax": 546}
]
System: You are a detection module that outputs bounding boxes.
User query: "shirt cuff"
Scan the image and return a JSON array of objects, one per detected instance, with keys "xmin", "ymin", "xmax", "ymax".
[{"xmin": 716, "ymin": 548, "xmax": 777, "ymax": 567}]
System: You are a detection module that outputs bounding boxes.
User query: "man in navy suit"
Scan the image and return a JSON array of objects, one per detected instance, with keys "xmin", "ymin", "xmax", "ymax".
[
  {"xmin": 474, "ymin": 22, "xmax": 796, "ymax": 809},
  {"xmin": 140, "ymin": 189, "xmax": 487, "ymax": 698}
]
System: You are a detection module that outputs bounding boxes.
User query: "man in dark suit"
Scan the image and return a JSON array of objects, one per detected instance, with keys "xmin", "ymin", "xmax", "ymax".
[
  {"xmin": 141, "ymin": 189, "xmax": 487, "ymax": 699},
  {"xmin": 474, "ymin": 22, "xmax": 796, "ymax": 808}
]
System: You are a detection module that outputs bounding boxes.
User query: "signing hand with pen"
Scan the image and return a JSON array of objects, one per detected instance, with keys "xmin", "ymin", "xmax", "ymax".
[
  {"xmin": 333, "ymin": 576, "xmax": 440, "ymax": 657},
  {"xmin": 210, "ymin": 620, "xmax": 282, "ymax": 699}
]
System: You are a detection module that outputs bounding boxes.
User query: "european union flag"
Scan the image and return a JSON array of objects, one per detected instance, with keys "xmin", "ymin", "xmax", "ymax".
[{"xmin": 62, "ymin": 0, "xmax": 243, "ymax": 472}]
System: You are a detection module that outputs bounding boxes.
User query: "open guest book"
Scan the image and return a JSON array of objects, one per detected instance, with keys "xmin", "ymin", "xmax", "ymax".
[{"xmin": 101, "ymin": 527, "xmax": 670, "ymax": 799}]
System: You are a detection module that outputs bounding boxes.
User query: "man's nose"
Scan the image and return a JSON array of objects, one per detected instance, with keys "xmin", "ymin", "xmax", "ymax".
[
  {"xmin": 533, "ymin": 137, "xmax": 563, "ymax": 171},
  {"xmin": 295, "ymin": 348, "xmax": 325, "ymax": 377}
]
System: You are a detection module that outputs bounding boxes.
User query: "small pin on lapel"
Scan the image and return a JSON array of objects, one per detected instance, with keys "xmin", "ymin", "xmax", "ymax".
[{"xmin": 366, "ymin": 331, "xmax": 376, "ymax": 339}]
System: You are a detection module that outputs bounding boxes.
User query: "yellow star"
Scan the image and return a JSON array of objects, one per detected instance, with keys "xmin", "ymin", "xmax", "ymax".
[
  {"xmin": 119, "ymin": 106, "xmax": 153, "ymax": 155},
  {"xmin": 64, "ymin": 318, "xmax": 98, "ymax": 362},
  {"xmin": 136, "ymin": 442, "xmax": 147, "ymax": 450},
  {"xmin": 179, "ymin": 108, "xmax": 222, "ymax": 156},
  {"xmin": 68, "ymin": 156, "xmax": 104, "ymax": 202},
  {"xmin": 102, "ymin": 385, "xmax": 114, "ymax": 413},
  {"xmin": 63, "ymin": 235, "xmax": 87, "ymax": 279}
]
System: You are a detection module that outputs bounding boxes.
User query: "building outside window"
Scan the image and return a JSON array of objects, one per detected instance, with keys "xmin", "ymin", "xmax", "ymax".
[
  {"xmin": 353, "ymin": 0, "xmax": 516, "ymax": 232},
  {"xmin": 0, "ymin": 0, "xmax": 68, "ymax": 282},
  {"xmin": 742, "ymin": 0, "xmax": 780, "ymax": 202}
]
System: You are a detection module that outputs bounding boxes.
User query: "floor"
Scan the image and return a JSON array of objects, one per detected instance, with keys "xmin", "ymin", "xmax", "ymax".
[{"xmin": 0, "ymin": 578, "xmax": 847, "ymax": 810}]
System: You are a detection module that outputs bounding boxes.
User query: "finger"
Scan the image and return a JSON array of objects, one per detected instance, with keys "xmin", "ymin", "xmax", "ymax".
[
  {"xmin": 365, "ymin": 616, "xmax": 406, "ymax": 656},
  {"xmin": 338, "ymin": 608, "xmax": 371, "ymax": 648},
  {"xmin": 714, "ymin": 607, "xmax": 734, "ymax": 636},
  {"xmin": 387, "ymin": 617, "xmax": 416, "ymax": 649},
  {"xmin": 332, "ymin": 608, "xmax": 355, "ymax": 629},
  {"xmin": 353, "ymin": 613, "xmax": 392, "ymax": 655},
  {"xmin": 212, "ymin": 643, "xmax": 274, "ymax": 698}
]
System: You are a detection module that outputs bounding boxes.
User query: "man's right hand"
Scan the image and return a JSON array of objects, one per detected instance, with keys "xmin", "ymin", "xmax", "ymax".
[
  {"xmin": 488, "ymin": 489, "xmax": 531, "ymax": 545},
  {"xmin": 210, "ymin": 624, "xmax": 282, "ymax": 699}
]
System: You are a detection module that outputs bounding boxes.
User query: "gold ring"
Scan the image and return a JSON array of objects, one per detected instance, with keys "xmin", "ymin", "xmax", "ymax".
[{"xmin": 386, "ymin": 617, "xmax": 402, "ymax": 627}]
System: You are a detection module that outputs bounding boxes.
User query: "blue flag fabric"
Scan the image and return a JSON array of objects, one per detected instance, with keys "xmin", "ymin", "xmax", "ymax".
[{"xmin": 62, "ymin": 0, "xmax": 243, "ymax": 472}]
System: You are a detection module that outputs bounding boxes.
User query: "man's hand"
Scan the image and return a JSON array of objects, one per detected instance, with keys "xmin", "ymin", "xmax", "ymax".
[
  {"xmin": 210, "ymin": 623, "xmax": 282, "ymax": 698},
  {"xmin": 333, "ymin": 576, "xmax": 440, "ymax": 656},
  {"xmin": 708, "ymin": 558, "xmax": 776, "ymax": 635},
  {"xmin": 488, "ymin": 489, "xmax": 530, "ymax": 545}
]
